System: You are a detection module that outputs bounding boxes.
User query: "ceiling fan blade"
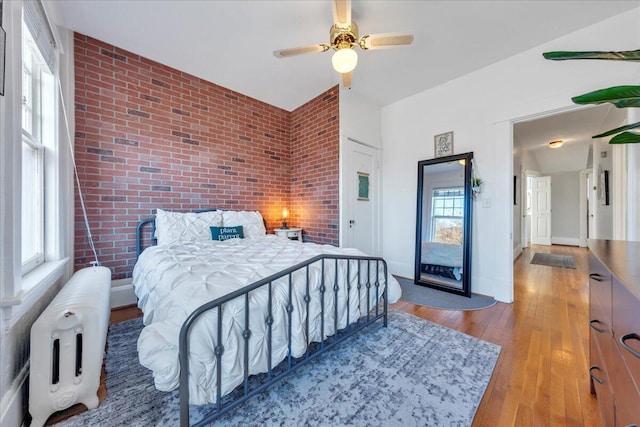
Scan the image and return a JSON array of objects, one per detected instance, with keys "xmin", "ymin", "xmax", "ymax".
[
  {"xmin": 360, "ymin": 33, "xmax": 414, "ymax": 50},
  {"xmin": 332, "ymin": 0, "xmax": 351, "ymax": 29},
  {"xmin": 342, "ymin": 71, "xmax": 352, "ymax": 89},
  {"xmin": 273, "ymin": 44, "xmax": 330, "ymax": 58}
]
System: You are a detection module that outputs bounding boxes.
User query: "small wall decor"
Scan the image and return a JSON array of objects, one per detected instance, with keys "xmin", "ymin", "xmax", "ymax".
[
  {"xmin": 599, "ymin": 170, "xmax": 610, "ymax": 206},
  {"xmin": 0, "ymin": 25, "xmax": 5, "ymax": 97},
  {"xmin": 434, "ymin": 131, "xmax": 454, "ymax": 158},
  {"xmin": 357, "ymin": 172, "xmax": 369, "ymax": 201}
]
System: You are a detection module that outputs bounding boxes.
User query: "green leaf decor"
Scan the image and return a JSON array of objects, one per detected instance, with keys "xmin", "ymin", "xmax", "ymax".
[
  {"xmin": 592, "ymin": 121, "xmax": 640, "ymax": 138},
  {"xmin": 543, "ymin": 49, "xmax": 640, "ymax": 143},
  {"xmin": 571, "ymin": 86, "xmax": 640, "ymax": 108},
  {"xmin": 609, "ymin": 132, "xmax": 640, "ymax": 145},
  {"xmin": 543, "ymin": 49, "xmax": 640, "ymax": 61}
]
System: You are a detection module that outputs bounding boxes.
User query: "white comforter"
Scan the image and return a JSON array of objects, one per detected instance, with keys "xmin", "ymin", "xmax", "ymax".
[{"xmin": 132, "ymin": 235, "xmax": 401, "ymax": 404}]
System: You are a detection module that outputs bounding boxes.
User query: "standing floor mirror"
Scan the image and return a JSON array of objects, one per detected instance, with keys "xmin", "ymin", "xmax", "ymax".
[{"xmin": 415, "ymin": 152, "xmax": 473, "ymax": 297}]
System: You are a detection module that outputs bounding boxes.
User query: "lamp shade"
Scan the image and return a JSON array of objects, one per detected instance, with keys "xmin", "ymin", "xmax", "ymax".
[{"xmin": 332, "ymin": 48, "xmax": 358, "ymax": 73}]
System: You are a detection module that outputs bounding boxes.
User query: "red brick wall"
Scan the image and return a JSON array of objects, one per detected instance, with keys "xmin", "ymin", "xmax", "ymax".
[
  {"xmin": 290, "ymin": 89, "xmax": 340, "ymax": 245},
  {"xmin": 73, "ymin": 34, "xmax": 339, "ymax": 278}
]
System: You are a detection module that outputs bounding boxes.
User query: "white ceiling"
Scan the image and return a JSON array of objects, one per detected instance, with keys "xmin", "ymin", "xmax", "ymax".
[
  {"xmin": 513, "ymin": 105, "xmax": 628, "ymax": 174},
  {"xmin": 52, "ymin": 1, "xmax": 638, "ymax": 111}
]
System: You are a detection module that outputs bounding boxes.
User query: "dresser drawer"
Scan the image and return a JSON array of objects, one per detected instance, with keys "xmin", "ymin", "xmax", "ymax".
[
  {"xmin": 612, "ymin": 277, "xmax": 640, "ymax": 390},
  {"xmin": 590, "ymin": 334, "xmax": 615, "ymax": 426},
  {"xmin": 611, "ymin": 342, "xmax": 640, "ymax": 426},
  {"xmin": 589, "ymin": 253, "xmax": 612, "ymax": 330}
]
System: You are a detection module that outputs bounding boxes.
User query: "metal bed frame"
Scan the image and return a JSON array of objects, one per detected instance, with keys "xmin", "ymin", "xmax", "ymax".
[{"xmin": 135, "ymin": 214, "xmax": 390, "ymax": 426}]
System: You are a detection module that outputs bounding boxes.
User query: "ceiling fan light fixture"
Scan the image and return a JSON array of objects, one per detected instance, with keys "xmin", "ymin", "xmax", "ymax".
[
  {"xmin": 549, "ymin": 140, "xmax": 564, "ymax": 149},
  {"xmin": 332, "ymin": 48, "xmax": 358, "ymax": 73}
]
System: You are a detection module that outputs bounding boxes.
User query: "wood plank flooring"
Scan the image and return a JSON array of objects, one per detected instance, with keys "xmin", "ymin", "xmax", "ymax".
[
  {"xmin": 392, "ymin": 245, "xmax": 601, "ymax": 426},
  {"xmin": 53, "ymin": 244, "xmax": 601, "ymax": 426}
]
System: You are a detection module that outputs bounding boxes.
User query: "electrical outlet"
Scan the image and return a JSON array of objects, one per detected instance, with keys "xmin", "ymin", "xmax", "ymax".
[{"xmin": 482, "ymin": 198, "xmax": 491, "ymax": 208}]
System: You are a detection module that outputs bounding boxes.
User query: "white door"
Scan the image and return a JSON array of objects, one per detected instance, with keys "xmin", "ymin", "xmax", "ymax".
[
  {"xmin": 531, "ymin": 176, "xmax": 551, "ymax": 245},
  {"xmin": 344, "ymin": 140, "xmax": 379, "ymax": 255}
]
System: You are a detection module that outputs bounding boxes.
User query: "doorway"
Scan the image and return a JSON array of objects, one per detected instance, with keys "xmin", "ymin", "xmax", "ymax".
[{"xmin": 342, "ymin": 137, "xmax": 380, "ymax": 255}]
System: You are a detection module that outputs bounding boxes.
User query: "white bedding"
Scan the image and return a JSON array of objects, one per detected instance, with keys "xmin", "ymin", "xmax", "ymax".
[
  {"xmin": 133, "ymin": 235, "xmax": 401, "ymax": 404},
  {"xmin": 421, "ymin": 242, "xmax": 463, "ymax": 268}
]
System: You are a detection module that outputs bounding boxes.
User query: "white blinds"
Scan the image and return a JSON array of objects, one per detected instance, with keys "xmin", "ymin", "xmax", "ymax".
[{"xmin": 23, "ymin": 0, "xmax": 57, "ymax": 72}]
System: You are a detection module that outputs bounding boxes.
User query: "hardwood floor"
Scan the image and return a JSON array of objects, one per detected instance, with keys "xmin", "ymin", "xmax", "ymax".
[
  {"xmin": 59, "ymin": 245, "xmax": 600, "ymax": 426},
  {"xmin": 393, "ymin": 245, "xmax": 601, "ymax": 426}
]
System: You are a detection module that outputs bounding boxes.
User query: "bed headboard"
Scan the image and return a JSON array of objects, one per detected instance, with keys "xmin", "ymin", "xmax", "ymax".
[
  {"xmin": 135, "ymin": 209, "xmax": 217, "ymax": 258},
  {"xmin": 135, "ymin": 209, "xmax": 268, "ymax": 258}
]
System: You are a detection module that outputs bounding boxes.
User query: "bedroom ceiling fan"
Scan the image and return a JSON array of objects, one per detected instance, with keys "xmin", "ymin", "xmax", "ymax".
[{"xmin": 273, "ymin": 0, "xmax": 414, "ymax": 89}]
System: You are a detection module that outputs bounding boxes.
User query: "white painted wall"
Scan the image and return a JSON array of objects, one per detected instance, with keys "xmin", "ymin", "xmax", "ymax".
[
  {"xmin": 624, "ymin": 109, "xmax": 640, "ymax": 241},
  {"xmin": 593, "ymin": 139, "xmax": 614, "ymax": 239},
  {"xmin": 381, "ymin": 8, "xmax": 640, "ymax": 302},
  {"xmin": 338, "ymin": 89, "xmax": 383, "ymax": 250},
  {"xmin": 512, "ymin": 148, "xmax": 522, "ymax": 257},
  {"xmin": 550, "ymin": 171, "xmax": 581, "ymax": 244},
  {"xmin": 339, "ymin": 90, "xmax": 383, "ymax": 149}
]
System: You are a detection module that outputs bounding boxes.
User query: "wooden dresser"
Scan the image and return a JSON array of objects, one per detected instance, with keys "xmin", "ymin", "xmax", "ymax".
[{"xmin": 588, "ymin": 240, "xmax": 640, "ymax": 427}]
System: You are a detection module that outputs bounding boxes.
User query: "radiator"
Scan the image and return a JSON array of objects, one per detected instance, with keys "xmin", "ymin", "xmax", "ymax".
[{"xmin": 29, "ymin": 266, "xmax": 111, "ymax": 427}]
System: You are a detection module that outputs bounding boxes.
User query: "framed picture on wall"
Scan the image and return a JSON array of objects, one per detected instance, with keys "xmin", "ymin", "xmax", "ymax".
[
  {"xmin": 434, "ymin": 131, "xmax": 454, "ymax": 158},
  {"xmin": 599, "ymin": 170, "xmax": 609, "ymax": 206},
  {"xmin": 357, "ymin": 172, "xmax": 369, "ymax": 201}
]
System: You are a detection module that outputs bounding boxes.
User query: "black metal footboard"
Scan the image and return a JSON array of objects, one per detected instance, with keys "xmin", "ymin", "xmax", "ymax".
[{"xmin": 178, "ymin": 254, "xmax": 389, "ymax": 426}]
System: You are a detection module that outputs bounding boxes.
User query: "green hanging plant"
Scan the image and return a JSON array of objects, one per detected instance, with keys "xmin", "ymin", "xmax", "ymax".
[{"xmin": 542, "ymin": 49, "xmax": 640, "ymax": 144}]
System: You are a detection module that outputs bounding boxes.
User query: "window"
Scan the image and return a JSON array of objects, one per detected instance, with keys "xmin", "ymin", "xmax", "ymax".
[
  {"xmin": 431, "ymin": 187, "xmax": 464, "ymax": 245},
  {"xmin": 21, "ymin": 10, "xmax": 55, "ymax": 275}
]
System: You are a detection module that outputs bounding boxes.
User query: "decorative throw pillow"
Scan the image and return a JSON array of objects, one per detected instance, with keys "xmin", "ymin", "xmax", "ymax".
[
  {"xmin": 221, "ymin": 211, "xmax": 266, "ymax": 237},
  {"xmin": 155, "ymin": 209, "xmax": 223, "ymax": 245},
  {"xmin": 210, "ymin": 226, "xmax": 244, "ymax": 241}
]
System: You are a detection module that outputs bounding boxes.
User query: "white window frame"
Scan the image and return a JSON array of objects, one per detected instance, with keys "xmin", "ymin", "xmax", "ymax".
[
  {"xmin": 430, "ymin": 187, "xmax": 465, "ymax": 245},
  {"xmin": 0, "ymin": 0, "xmax": 73, "ymax": 325},
  {"xmin": 21, "ymin": 28, "xmax": 49, "ymax": 274}
]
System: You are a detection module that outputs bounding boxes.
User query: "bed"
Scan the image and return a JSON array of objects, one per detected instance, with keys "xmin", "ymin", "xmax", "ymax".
[
  {"xmin": 420, "ymin": 241, "xmax": 463, "ymax": 281},
  {"xmin": 133, "ymin": 209, "xmax": 401, "ymax": 426}
]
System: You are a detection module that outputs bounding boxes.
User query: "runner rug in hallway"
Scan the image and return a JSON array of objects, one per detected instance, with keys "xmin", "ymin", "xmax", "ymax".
[{"xmin": 530, "ymin": 252, "xmax": 576, "ymax": 269}]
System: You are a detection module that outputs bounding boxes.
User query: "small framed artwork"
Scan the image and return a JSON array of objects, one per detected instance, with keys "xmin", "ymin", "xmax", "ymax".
[
  {"xmin": 599, "ymin": 170, "xmax": 609, "ymax": 206},
  {"xmin": 0, "ymin": 25, "xmax": 5, "ymax": 97},
  {"xmin": 434, "ymin": 131, "xmax": 454, "ymax": 158},
  {"xmin": 357, "ymin": 172, "xmax": 369, "ymax": 201}
]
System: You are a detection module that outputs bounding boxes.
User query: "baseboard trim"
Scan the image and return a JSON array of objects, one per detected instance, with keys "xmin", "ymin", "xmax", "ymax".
[
  {"xmin": 551, "ymin": 237, "xmax": 582, "ymax": 247},
  {"xmin": 0, "ymin": 362, "xmax": 29, "ymax": 427},
  {"xmin": 111, "ymin": 278, "xmax": 136, "ymax": 308},
  {"xmin": 513, "ymin": 244, "xmax": 523, "ymax": 261}
]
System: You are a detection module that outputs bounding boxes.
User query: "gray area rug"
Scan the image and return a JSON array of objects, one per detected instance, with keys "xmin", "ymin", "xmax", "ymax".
[
  {"xmin": 396, "ymin": 277, "xmax": 496, "ymax": 310},
  {"xmin": 530, "ymin": 252, "xmax": 576, "ymax": 269},
  {"xmin": 55, "ymin": 310, "xmax": 500, "ymax": 427}
]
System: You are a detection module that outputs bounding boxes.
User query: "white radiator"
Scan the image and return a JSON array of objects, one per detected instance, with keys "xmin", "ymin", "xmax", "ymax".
[{"xmin": 29, "ymin": 266, "xmax": 111, "ymax": 427}]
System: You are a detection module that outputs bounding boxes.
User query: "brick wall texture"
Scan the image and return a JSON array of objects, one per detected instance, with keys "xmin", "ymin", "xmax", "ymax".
[{"xmin": 73, "ymin": 34, "xmax": 339, "ymax": 279}]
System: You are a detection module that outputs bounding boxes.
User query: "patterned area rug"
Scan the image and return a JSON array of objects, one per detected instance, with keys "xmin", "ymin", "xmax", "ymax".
[
  {"xmin": 530, "ymin": 252, "xmax": 576, "ymax": 269},
  {"xmin": 396, "ymin": 277, "xmax": 496, "ymax": 310},
  {"xmin": 54, "ymin": 310, "xmax": 500, "ymax": 427}
]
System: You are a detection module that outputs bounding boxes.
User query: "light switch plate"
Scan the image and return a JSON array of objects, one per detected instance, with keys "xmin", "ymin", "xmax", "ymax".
[{"xmin": 482, "ymin": 198, "xmax": 491, "ymax": 208}]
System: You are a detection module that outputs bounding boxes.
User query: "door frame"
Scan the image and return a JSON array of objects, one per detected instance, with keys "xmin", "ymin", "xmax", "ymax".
[
  {"xmin": 520, "ymin": 169, "xmax": 539, "ymax": 249},
  {"xmin": 578, "ymin": 168, "xmax": 591, "ymax": 247},
  {"xmin": 339, "ymin": 136, "xmax": 382, "ymax": 254}
]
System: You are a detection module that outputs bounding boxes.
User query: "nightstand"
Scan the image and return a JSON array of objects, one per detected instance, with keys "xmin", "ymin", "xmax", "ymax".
[{"xmin": 274, "ymin": 227, "xmax": 303, "ymax": 242}]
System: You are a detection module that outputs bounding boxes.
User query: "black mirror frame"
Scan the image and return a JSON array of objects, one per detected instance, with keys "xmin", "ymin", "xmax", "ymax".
[{"xmin": 414, "ymin": 152, "xmax": 473, "ymax": 297}]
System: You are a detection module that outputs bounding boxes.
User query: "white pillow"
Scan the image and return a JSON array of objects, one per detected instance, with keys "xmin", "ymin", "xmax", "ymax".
[
  {"xmin": 155, "ymin": 209, "xmax": 223, "ymax": 245},
  {"xmin": 222, "ymin": 211, "xmax": 266, "ymax": 237}
]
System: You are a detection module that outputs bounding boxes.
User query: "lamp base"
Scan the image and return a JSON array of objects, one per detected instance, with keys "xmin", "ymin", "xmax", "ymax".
[{"xmin": 281, "ymin": 220, "xmax": 288, "ymax": 230}]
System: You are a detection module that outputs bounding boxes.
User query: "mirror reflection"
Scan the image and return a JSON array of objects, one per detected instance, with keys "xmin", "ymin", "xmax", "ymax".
[{"xmin": 415, "ymin": 152, "xmax": 473, "ymax": 297}]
